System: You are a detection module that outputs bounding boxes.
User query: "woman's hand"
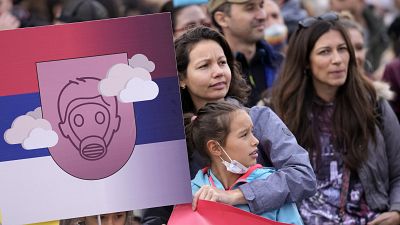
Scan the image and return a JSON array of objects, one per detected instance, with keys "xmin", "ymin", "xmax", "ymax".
[
  {"xmin": 367, "ymin": 211, "xmax": 400, "ymax": 225},
  {"xmin": 192, "ymin": 185, "xmax": 246, "ymax": 210}
]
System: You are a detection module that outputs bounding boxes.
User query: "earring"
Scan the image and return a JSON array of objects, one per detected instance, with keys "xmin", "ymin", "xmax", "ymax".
[{"xmin": 180, "ymin": 84, "xmax": 186, "ymax": 89}]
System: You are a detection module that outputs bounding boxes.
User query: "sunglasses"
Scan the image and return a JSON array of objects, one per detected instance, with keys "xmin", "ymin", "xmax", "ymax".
[{"xmin": 298, "ymin": 12, "xmax": 339, "ymax": 29}]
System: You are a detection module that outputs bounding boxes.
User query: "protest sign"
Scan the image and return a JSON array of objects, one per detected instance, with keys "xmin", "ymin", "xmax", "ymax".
[{"xmin": 0, "ymin": 13, "xmax": 191, "ymax": 225}]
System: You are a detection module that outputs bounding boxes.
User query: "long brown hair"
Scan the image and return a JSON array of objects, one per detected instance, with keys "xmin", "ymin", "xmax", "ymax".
[
  {"xmin": 174, "ymin": 26, "xmax": 250, "ymax": 113},
  {"xmin": 272, "ymin": 19, "xmax": 377, "ymax": 170}
]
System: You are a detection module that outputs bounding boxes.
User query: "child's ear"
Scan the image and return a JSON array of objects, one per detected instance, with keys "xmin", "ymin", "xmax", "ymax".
[{"xmin": 206, "ymin": 140, "xmax": 222, "ymax": 157}]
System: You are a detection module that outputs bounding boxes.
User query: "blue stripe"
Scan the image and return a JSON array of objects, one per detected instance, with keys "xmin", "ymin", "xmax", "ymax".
[
  {"xmin": 135, "ymin": 76, "xmax": 185, "ymax": 144},
  {"xmin": 0, "ymin": 76, "xmax": 185, "ymax": 162}
]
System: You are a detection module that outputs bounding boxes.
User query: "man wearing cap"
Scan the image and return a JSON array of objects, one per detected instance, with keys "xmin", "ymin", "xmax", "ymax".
[{"xmin": 209, "ymin": 0, "xmax": 283, "ymax": 106}]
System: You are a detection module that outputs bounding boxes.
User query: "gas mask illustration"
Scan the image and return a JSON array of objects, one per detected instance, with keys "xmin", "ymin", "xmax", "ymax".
[{"xmin": 58, "ymin": 77, "xmax": 121, "ymax": 160}]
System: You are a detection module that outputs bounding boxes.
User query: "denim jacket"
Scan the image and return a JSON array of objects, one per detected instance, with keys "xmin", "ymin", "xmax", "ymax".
[{"xmin": 239, "ymin": 105, "xmax": 317, "ymax": 214}]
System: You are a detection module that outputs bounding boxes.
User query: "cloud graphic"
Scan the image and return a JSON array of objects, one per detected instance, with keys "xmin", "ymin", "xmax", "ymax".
[
  {"xmin": 22, "ymin": 127, "xmax": 59, "ymax": 150},
  {"xmin": 98, "ymin": 63, "xmax": 151, "ymax": 97},
  {"xmin": 26, "ymin": 107, "xmax": 42, "ymax": 119},
  {"xmin": 4, "ymin": 115, "xmax": 52, "ymax": 144},
  {"xmin": 128, "ymin": 54, "xmax": 155, "ymax": 72},
  {"xmin": 119, "ymin": 77, "xmax": 159, "ymax": 103}
]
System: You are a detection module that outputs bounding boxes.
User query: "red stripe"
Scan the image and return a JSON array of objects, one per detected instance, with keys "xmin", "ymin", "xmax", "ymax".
[{"xmin": 0, "ymin": 14, "xmax": 176, "ymax": 97}]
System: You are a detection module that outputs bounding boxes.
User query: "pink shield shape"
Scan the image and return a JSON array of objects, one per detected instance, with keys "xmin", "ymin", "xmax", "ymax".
[{"xmin": 37, "ymin": 53, "xmax": 136, "ymax": 180}]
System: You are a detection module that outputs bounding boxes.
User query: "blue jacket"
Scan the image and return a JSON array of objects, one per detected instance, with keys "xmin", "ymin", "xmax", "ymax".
[{"xmin": 192, "ymin": 164, "xmax": 304, "ymax": 225}]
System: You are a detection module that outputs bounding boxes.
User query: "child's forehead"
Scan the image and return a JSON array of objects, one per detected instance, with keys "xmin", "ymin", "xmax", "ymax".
[{"xmin": 229, "ymin": 109, "xmax": 252, "ymax": 126}]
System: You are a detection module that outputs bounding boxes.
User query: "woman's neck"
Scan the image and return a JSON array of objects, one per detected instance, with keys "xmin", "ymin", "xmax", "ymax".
[
  {"xmin": 193, "ymin": 99, "xmax": 208, "ymax": 112},
  {"xmin": 313, "ymin": 84, "xmax": 338, "ymax": 103},
  {"xmin": 210, "ymin": 162, "xmax": 241, "ymax": 190},
  {"xmin": 193, "ymin": 98, "xmax": 225, "ymax": 112}
]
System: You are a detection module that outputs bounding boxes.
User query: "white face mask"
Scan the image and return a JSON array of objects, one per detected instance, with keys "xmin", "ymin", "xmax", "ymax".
[
  {"xmin": 264, "ymin": 23, "xmax": 288, "ymax": 46},
  {"xmin": 217, "ymin": 143, "xmax": 249, "ymax": 174}
]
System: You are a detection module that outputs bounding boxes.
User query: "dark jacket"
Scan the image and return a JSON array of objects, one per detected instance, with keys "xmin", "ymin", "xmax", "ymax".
[
  {"xmin": 382, "ymin": 58, "xmax": 400, "ymax": 120},
  {"xmin": 358, "ymin": 99, "xmax": 400, "ymax": 212},
  {"xmin": 235, "ymin": 40, "xmax": 283, "ymax": 106}
]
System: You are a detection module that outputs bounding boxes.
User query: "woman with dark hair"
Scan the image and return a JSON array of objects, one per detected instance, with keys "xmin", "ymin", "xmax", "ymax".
[
  {"xmin": 272, "ymin": 12, "xmax": 400, "ymax": 225},
  {"xmin": 142, "ymin": 26, "xmax": 316, "ymax": 224},
  {"xmin": 176, "ymin": 27, "xmax": 315, "ymax": 207},
  {"xmin": 175, "ymin": 26, "xmax": 249, "ymax": 113}
]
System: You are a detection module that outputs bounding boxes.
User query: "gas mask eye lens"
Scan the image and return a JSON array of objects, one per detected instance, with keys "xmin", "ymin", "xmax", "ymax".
[
  {"xmin": 74, "ymin": 114, "xmax": 84, "ymax": 127},
  {"xmin": 95, "ymin": 111, "xmax": 105, "ymax": 124}
]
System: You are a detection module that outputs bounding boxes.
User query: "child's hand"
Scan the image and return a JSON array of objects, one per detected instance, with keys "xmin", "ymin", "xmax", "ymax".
[
  {"xmin": 192, "ymin": 186, "xmax": 245, "ymax": 211},
  {"xmin": 192, "ymin": 185, "xmax": 220, "ymax": 210}
]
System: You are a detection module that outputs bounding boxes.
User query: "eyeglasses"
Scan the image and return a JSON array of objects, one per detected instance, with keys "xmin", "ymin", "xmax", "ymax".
[
  {"xmin": 298, "ymin": 12, "xmax": 339, "ymax": 29},
  {"xmin": 174, "ymin": 22, "xmax": 212, "ymax": 33}
]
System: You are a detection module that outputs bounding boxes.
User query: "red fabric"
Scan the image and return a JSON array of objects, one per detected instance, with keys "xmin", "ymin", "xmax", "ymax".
[{"xmin": 168, "ymin": 200, "xmax": 291, "ymax": 225}]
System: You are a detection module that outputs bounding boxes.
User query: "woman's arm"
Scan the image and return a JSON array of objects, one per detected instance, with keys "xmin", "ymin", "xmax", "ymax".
[
  {"xmin": 380, "ymin": 100, "xmax": 400, "ymax": 212},
  {"xmin": 239, "ymin": 106, "xmax": 316, "ymax": 214},
  {"xmin": 368, "ymin": 100, "xmax": 400, "ymax": 225}
]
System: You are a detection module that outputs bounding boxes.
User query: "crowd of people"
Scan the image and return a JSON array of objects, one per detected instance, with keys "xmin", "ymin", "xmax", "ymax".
[{"xmin": 1, "ymin": 0, "xmax": 400, "ymax": 224}]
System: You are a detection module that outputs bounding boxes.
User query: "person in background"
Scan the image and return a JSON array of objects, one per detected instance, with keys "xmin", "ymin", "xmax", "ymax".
[
  {"xmin": 96, "ymin": 0, "xmax": 121, "ymax": 18},
  {"xmin": 257, "ymin": 0, "xmax": 289, "ymax": 106},
  {"xmin": 159, "ymin": 0, "xmax": 210, "ymax": 38},
  {"xmin": 208, "ymin": 0, "xmax": 283, "ymax": 106},
  {"xmin": 82, "ymin": 212, "xmax": 127, "ymax": 225},
  {"xmin": 274, "ymin": 0, "xmax": 308, "ymax": 39},
  {"xmin": 188, "ymin": 101, "xmax": 303, "ymax": 225},
  {"xmin": 272, "ymin": 12, "xmax": 400, "ymax": 224},
  {"xmin": 131, "ymin": 216, "xmax": 142, "ymax": 225},
  {"xmin": 60, "ymin": 211, "xmax": 138, "ymax": 225},
  {"xmin": 263, "ymin": 0, "xmax": 288, "ymax": 54},
  {"xmin": 382, "ymin": 16, "xmax": 400, "ymax": 121},
  {"xmin": 123, "ymin": 0, "xmax": 158, "ymax": 16},
  {"xmin": 339, "ymin": 11, "xmax": 395, "ymax": 103},
  {"xmin": 329, "ymin": 0, "xmax": 389, "ymax": 73},
  {"xmin": 53, "ymin": 0, "xmax": 108, "ymax": 24}
]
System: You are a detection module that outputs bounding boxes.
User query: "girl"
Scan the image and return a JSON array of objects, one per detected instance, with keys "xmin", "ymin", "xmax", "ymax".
[{"xmin": 187, "ymin": 101, "xmax": 303, "ymax": 225}]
